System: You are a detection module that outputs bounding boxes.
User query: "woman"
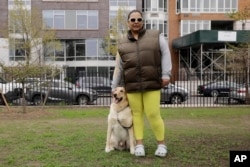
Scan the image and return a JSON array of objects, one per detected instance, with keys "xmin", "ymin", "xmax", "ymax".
[{"xmin": 111, "ymin": 9, "xmax": 172, "ymax": 157}]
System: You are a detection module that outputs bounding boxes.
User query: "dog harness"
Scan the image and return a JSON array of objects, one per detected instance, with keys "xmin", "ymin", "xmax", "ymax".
[{"xmin": 117, "ymin": 114, "xmax": 133, "ymax": 129}]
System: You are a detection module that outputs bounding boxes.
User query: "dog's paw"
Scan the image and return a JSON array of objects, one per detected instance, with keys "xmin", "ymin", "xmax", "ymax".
[
  {"xmin": 105, "ymin": 147, "xmax": 114, "ymax": 153},
  {"xmin": 130, "ymin": 148, "xmax": 135, "ymax": 154},
  {"xmin": 105, "ymin": 147, "xmax": 110, "ymax": 153}
]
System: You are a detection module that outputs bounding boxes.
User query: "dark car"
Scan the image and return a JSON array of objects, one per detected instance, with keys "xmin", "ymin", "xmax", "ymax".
[
  {"xmin": 0, "ymin": 77, "xmax": 22, "ymax": 105},
  {"xmin": 160, "ymin": 83, "xmax": 189, "ymax": 104},
  {"xmin": 25, "ymin": 79, "xmax": 98, "ymax": 105},
  {"xmin": 197, "ymin": 81, "xmax": 242, "ymax": 97},
  {"xmin": 75, "ymin": 76, "xmax": 112, "ymax": 95}
]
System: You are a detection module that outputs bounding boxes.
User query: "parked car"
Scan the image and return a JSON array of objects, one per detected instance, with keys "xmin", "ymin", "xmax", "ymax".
[
  {"xmin": 160, "ymin": 83, "xmax": 189, "ymax": 104},
  {"xmin": 197, "ymin": 81, "xmax": 242, "ymax": 97},
  {"xmin": 25, "ymin": 79, "xmax": 98, "ymax": 105},
  {"xmin": 0, "ymin": 77, "xmax": 22, "ymax": 105},
  {"xmin": 229, "ymin": 83, "xmax": 250, "ymax": 104},
  {"xmin": 75, "ymin": 76, "xmax": 112, "ymax": 94}
]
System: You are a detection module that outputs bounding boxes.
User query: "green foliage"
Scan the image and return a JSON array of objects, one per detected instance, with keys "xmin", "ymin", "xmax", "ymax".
[
  {"xmin": 0, "ymin": 0, "xmax": 62, "ymax": 112},
  {"xmin": 2, "ymin": 0, "xmax": 61, "ymax": 68},
  {"xmin": 227, "ymin": 8, "xmax": 250, "ymax": 105},
  {"xmin": 227, "ymin": 7, "xmax": 250, "ymax": 26},
  {"xmin": 226, "ymin": 7, "xmax": 250, "ymax": 71},
  {"xmin": 226, "ymin": 43, "xmax": 250, "ymax": 71},
  {"xmin": 102, "ymin": 7, "xmax": 129, "ymax": 57}
]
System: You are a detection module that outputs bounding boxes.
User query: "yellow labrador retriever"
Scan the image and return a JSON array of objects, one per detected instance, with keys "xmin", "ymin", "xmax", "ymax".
[{"xmin": 105, "ymin": 87, "xmax": 135, "ymax": 154}]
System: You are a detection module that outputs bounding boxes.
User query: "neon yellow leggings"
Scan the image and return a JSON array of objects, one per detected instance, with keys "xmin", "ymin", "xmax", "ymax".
[{"xmin": 127, "ymin": 90, "xmax": 165, "ymax": 141}]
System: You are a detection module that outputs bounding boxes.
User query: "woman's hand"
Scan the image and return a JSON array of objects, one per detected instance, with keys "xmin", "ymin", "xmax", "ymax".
[{"xmin": 161, "ymin": 79, "xmax": 170, "ymax": 88}]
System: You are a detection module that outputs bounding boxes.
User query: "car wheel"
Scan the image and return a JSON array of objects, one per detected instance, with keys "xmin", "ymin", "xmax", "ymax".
[
  {"xmin": 170, "ymin": 94, "xmax": 182, "ymax": 104},
  {"xmin": 32, "ymin": 95, "xmax": 44, "ymax": 106},
  {"xmin": 77, "ymin": 95, "xmax": 89, "ymax": 105},
  {"xmin": 210, "ymin": 90, "xmax": 219, "ymax": 97}
]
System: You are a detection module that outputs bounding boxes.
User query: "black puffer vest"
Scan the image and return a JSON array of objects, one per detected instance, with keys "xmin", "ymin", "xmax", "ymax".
[{"xmin": 118, "ymin": 29, "xmax": 162, "ymax": 92}]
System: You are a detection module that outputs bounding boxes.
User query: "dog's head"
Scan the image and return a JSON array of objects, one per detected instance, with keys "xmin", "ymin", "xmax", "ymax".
[{"xmin": 113, "ymin": 87, "xmax": 127, "ymax": 104}]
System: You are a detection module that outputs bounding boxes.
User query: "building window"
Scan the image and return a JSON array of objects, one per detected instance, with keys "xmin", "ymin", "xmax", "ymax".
[
  {"xmin": 181, "ymin": 20, "xmax": 211, "ymax": 36},
  {"xmin": 75, "ymin": 41, "xmax": 85, "ymax": 60},
  {"xmin": 8, "ymin": 0, "xmax": 31, "ymax": 6},
  {"xmin": 176, "ymin": 0, "xmax": 181, "ymax": 13},
  {"xmin": 9, "ymin": 9, "xmax": 31, "ymax": 33},
  {"xmin": 77, "ymin": 11, "xmax": 87, "ymax": 29},
  {"xmin": 143, "ymin": 0, "xmax": 167, "ymax": 12},
  {"xmin": 44, "ymin": 39, "xmax": 109, "ymax": 62},
  {"xmin": 55, "ymin": 43, "xmax": 65, "ymax": 61},
  {"xmin": 180, "ymin": 0, "xmax": 238, "ymax": 13},
  {"xmin": 44, "ymin": 42, "xmax": 65, "ymax": 61},
  {"xmin": 86, "ymin": 39, "xmax": 98, "ymax": 59},
  {"xmin": 88, "ymin": 11, "xmax": 98, "ymax": 29},
  {"xmin": 43, "ymin": 10, "xmax": 53, "ymax": 28},
  {"xmin": 9, "ymin": 39, "xmax": 26, "ymax": 61},
  {"xmin": 145, "ymin": 19, "xmax": 167, "ymax": 37},
  {"xmin": 54, "ymin": 11, "xmax": 65, "ymax": 29},
  {"xmin": 66, "ymin": 11, "xmax": 76, "ymax": 29},
  {"xmin": 109, "ymin": 0, "xmax": 136, "ymax": 7},
  {"xmin": 43, "ymin": 10, "xmax": 98, "ymax": 29}
]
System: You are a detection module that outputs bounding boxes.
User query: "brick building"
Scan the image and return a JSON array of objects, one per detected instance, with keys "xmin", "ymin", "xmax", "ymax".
[{"xmin": 170, "ymin": 0, "xmax": 250, "ymax": 81}]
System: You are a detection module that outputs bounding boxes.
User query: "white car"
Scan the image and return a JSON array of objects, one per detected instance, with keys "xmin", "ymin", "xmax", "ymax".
[
  {"xmin": 229, "ymin": 84, "xmax": 250, "ymax": 104},
  {"xmin": 160, "ymin": 83, "xmax": 189, "ymax": 104}
]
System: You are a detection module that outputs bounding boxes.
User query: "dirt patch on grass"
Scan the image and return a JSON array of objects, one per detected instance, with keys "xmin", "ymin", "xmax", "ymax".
[{"xmin": 0, "ymin": 107, "xmax": 54, "ymax": 120}]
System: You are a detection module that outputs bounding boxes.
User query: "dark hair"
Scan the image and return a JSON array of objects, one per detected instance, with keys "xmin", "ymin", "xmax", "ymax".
[{"xmin": 127, "ymin": 9, "xmax": 143, "ymax": 20}]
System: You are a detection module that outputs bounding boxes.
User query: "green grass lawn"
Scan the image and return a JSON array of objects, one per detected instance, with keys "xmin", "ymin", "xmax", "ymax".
[{"xmin": 0, "ymin": 106, "xmax": 249, "ymax": 167}]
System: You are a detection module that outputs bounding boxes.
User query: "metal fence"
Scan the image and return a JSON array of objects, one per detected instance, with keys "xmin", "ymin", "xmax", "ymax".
[{"xmin": 0, "ymin": 71, "xmax": 249, "ymax": 107}]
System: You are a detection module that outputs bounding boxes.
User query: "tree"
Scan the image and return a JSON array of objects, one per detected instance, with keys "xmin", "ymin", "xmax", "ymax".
[
  {"xmin": 228, "ymin": 7, "xmax": 250, "ymax": 30},
  {"xmin": 0, "ymin": 0, "xmax": 61, "ymax": 112},
  {"xmin": 102, "ymin": 7, "xmax": 129, "ymax": 57},
  {"xmin": 227, "ymin": 7, "xmax": 250, "ymax": 104}
]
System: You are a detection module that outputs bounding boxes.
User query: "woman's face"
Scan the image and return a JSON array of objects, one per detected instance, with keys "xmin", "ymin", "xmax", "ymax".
[{"xmin": 127, "ymin": 12, "xmax": 144, "ymax": 33}]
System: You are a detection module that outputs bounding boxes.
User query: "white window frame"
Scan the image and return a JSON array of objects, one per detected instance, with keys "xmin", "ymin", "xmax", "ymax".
[
  {"xmin": 180, "ymin": 0, "xmax": 238, "ymax": 13},
  {"xmin": 8, "ymin": 0, "xmax": 31, "ymax": 6},
  {"xmin": 143, "ymin": 0, "xmax": 167, "ymax": 12},
  {"xmin": 42, "ymin": 10, "xmax": 98, "ymax": 30},
  {"xmin": 181, "ymin": 20, "xmax": 211, "ymax": 36}
]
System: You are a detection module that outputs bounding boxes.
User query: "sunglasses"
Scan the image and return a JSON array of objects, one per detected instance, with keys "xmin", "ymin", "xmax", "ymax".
[{"xmin": 129, "ymin": 18, "xmax": 143, "ymax": 23}]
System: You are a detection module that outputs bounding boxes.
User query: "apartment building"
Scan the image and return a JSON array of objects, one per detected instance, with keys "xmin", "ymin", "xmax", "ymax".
[
  {"xmin": 0, "ymin": 0, "xmax": 249, "ymax": 82},
  {"xmin": 168, "ymin": 0, "xmax": 250, "ymax": 81},
  {"xmin": 0, "ymin": 0, "xmax": 141, "ymax": 81}
]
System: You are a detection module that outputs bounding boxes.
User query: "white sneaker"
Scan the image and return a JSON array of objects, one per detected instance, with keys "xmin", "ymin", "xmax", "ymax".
[
  {"xmin": 134, "ymin": 145, "xmax": 145, "ymax": 157},
  {"xmin": 155, "ymin": 144, "xmax": 167, "ymax": 157}
]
